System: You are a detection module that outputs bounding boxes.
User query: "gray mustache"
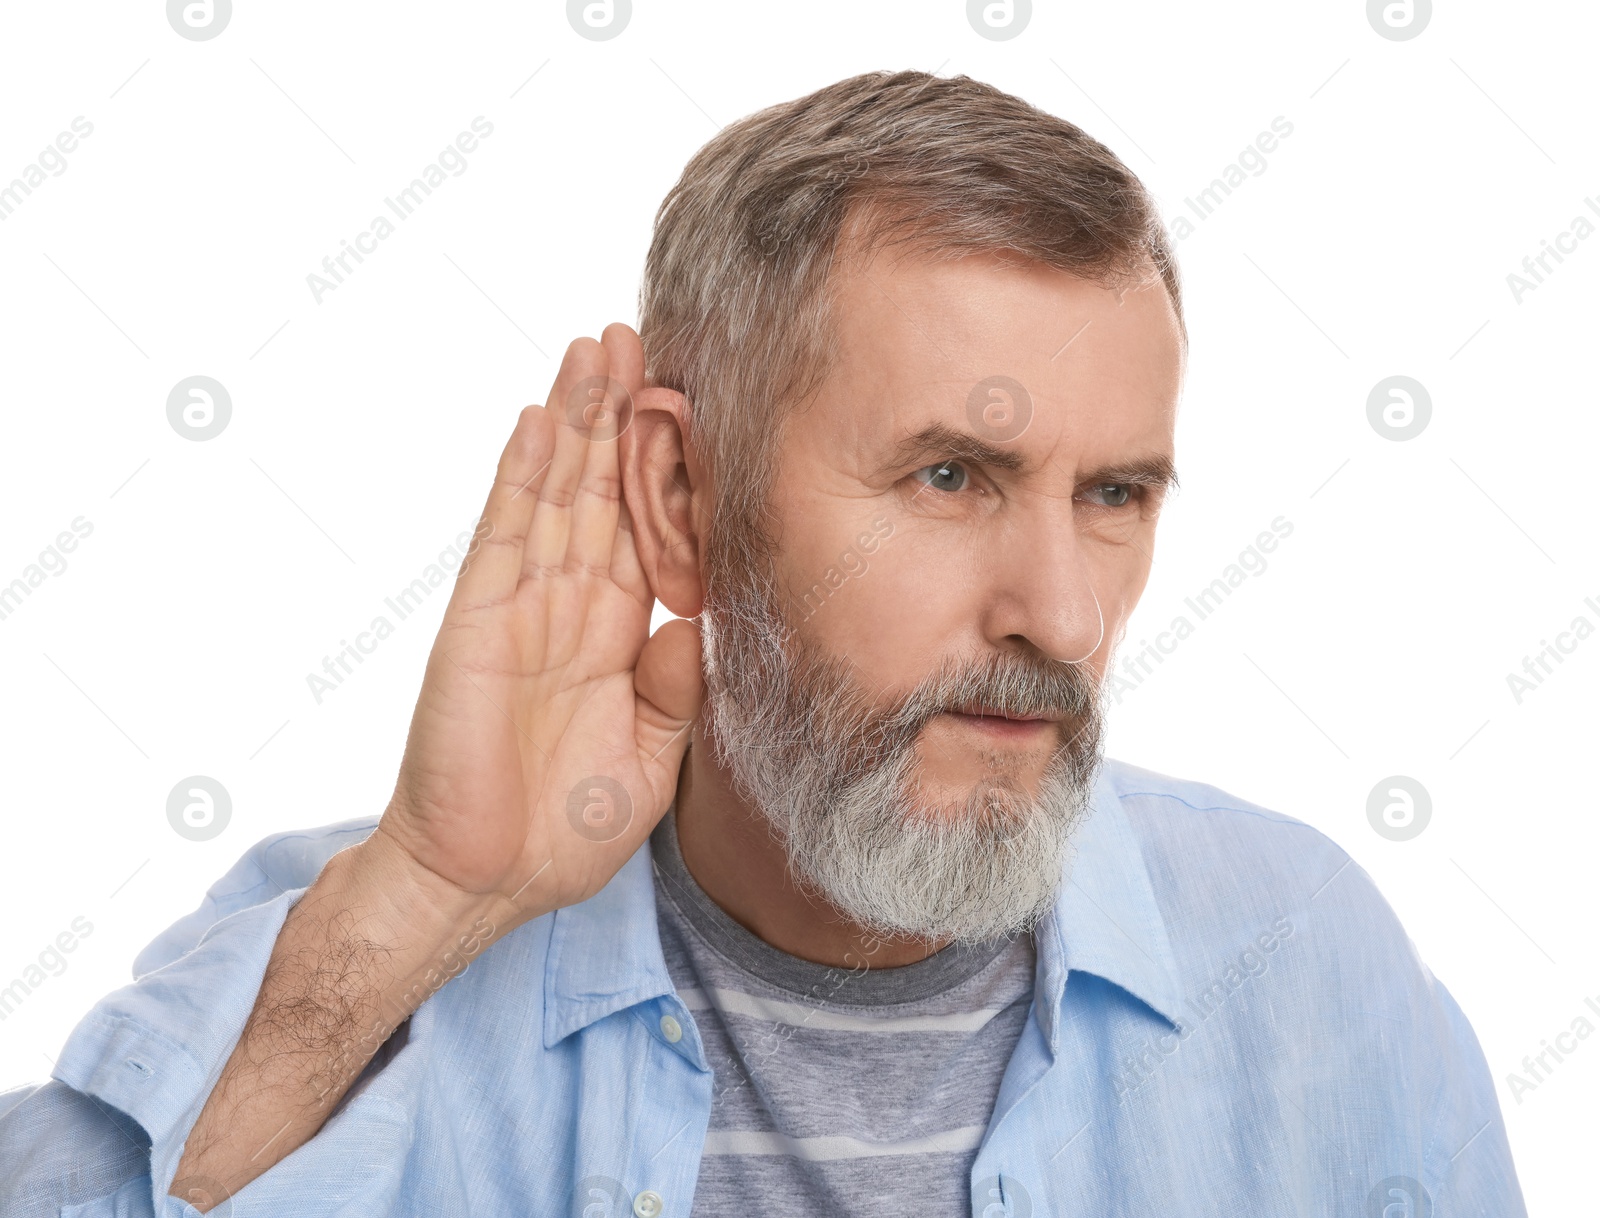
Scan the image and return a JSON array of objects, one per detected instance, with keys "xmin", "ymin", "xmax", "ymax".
[
  {"xmin": 899, "ymin": 653, "xmax": 1102, "ymax": 725},
  {"xmin": 810, "ymin": 651, "xmax": 1104, "ymax": 768}
]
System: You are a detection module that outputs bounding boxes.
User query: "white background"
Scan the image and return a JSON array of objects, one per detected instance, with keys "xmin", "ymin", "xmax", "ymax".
[{"xmin": 0, "ymin": 1, "xmax": 1594, "ymax": 1212}]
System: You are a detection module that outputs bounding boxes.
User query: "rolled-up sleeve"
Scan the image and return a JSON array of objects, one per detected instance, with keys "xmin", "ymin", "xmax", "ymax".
[{"xmin": 0, "ymin": 817, "xmax": 424, "ymax": 1217}]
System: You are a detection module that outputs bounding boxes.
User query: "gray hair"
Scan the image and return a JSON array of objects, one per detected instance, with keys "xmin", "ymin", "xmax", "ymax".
[{"xmin": 637, "ymin": 69, "xmax": 1181, "ymax": 582}]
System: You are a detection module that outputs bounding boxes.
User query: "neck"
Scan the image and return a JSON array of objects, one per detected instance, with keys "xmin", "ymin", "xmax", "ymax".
[{"xmin": 671, "ymin": 723, "xmax": 953, "ymax": 969}]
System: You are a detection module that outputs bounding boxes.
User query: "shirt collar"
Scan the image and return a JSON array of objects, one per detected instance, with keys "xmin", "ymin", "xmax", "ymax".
[
  {"xmin": 542, "ymin": 759, "xmax": 1185, "ymax": 1049},
  {"xmin": 542, "ymin": 839, "xmax": 677, "ymax": 1048},
  {"xmin": 1030, "ymin": 761, "xmax": 1187, "ymax": 1051}
]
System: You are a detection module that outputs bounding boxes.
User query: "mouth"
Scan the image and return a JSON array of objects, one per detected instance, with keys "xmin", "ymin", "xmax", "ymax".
[{"xmin": 940, "ymin": 705, "xmax": 1055, "ymax": 739}]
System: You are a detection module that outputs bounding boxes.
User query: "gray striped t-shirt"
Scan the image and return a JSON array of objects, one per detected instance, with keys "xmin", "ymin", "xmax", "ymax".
[{"xmin": 649, "ymin": 808, "xmax": 1037, "ymax": 1217}]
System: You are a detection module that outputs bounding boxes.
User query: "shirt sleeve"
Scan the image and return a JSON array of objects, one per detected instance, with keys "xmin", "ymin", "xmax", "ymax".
[
  {"xmin": 0, "ymin": 816, "xmax": 429, "ymax": 1217},
  {"xmin": 1427, "ymin": 976, "xmax": 1528, "ymax": 1218},
  {"xmin": 0, "ymin": 1080, "xmax": 152, "ymax": 1215}
]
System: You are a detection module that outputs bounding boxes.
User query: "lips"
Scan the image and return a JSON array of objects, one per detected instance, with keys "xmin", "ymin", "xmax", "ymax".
[{"xmin": 948, "ymin": 703, "xmax": 1050, "ymax": 722}]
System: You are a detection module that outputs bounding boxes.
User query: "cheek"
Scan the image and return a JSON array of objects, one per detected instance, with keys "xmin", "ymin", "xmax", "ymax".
[
  {"xmin": 1086, "ymin": 513, "xmax": 1157, "ymax": 587},
  {"xmin": 799, "ymin": 525, "xmax": 978, "ymax": 670},
  {"xmin": 1084, "ymin": 533, "xmax": 1156, "ymax": 647}
]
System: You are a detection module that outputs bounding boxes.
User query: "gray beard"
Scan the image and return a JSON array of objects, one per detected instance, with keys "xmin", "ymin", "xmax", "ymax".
[{"xmin": 698, "ymin": 561, "xmax": 1107, "ymax": 947}]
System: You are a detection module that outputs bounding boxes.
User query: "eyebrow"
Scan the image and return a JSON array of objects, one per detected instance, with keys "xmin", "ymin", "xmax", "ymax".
[
  {"xmin": 888, "ymin": 423, "xmax": 1026, "ymax": 473},
  {"xmin": 1083, "ymin": 454, "xmax": 1181, "ymax": 492},
  {"xmin": 886, "ymin": 423, "xmax": 1180, "ymax": 491}
]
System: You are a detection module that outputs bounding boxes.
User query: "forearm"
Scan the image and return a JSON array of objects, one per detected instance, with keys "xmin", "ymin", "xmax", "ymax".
[{"xmin": 169, "ymin": 830, "xmax": 528, "ymax": 1209}]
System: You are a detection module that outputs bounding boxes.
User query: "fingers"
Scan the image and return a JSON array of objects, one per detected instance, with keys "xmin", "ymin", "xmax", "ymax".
[
  {"xmin": 451, "ymin": 327, "xmax": 648, "ymax": 611},
  {"xmin": 601, "ymin": 322, "xmax": 646, "ymax": 398},
  {"xmin": 599, "ymin": 325, "xmax": 653, "ymax": 603},
  {"xmin": 566, "ymin": 331, "xmax": 643, "ymax": 577},
  {"xmin": 607, "ymin": 496, "xmax": 652, "ymax": 608},
  {"xmin": 564, "ymin": 407, "xmax": 624, "ymax": 578},
  {"xmin": 537, "ymin": 327, "xmax": 649, "ymax": 581},
  {"xmin": 449, "ymin": 402, "xmax": 556, "ymax": 609},
  {"xmin": 524, "ymin": 338, "xmax": 611, "ymax": 578}
]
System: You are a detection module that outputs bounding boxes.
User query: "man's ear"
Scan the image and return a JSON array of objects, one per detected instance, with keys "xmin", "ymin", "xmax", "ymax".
[{"xmin": 621, "ymin": 385, "xmax": 706, "ymax": 618}]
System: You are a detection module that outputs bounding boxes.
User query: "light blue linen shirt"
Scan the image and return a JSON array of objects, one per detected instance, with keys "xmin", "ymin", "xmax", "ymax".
[{"xmin": 1, "ymin": 758, "xmax": 1524, "ymax": 1216}]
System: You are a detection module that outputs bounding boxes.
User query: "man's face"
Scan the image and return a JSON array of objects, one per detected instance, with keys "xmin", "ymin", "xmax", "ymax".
[
  {"xmin": 770, "ymin": 248, "xmax": 1182, "ymax": 786},
  {"xmin": 698, "ymin": 246, "xmax": 1183, "ymax": 943}
]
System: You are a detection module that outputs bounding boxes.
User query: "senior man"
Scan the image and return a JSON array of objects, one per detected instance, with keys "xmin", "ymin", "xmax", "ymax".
[{"xmin": 2, "ymin": 70, "xmax": 1522, "ymax": 1217}]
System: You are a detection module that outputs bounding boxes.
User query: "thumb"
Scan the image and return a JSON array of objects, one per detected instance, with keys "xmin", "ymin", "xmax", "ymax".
[{"xmin": 632, "ymin": 616, "xmax": 704, "ymax": 798}]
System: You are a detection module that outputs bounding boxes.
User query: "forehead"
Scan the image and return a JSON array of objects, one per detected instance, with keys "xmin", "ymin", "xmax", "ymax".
[{"xmin": 801, "ymin": 246, "xmax": 1183, "ymax": 463}]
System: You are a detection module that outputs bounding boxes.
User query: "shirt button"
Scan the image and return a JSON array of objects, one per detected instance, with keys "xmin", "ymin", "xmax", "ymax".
[
  {"xmin": 633, "ymin": 1189, "xmax": 664, "ymax": 1218},
  {"xmin": 659, "ymin": 1014, "xmax": 683, "ymax": 1043}
]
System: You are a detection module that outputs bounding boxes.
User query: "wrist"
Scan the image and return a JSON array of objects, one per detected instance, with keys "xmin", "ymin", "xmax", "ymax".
[
  {"xmin": 278, "ymin": 838, "xmax": 510, "ymax": 1085},
  {"xmin": 337, "ymin": 828, "xmax": 545, "ymax": 973}
]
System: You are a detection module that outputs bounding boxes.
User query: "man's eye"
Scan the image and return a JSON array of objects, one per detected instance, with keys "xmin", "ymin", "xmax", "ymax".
[
  {"xmin": 911, "ymin": 461, "xmax": 968, "ymax": 493},
  {"xmin": 1085, "ymin": 483, "xmax": 1134, "ymax": 507}
]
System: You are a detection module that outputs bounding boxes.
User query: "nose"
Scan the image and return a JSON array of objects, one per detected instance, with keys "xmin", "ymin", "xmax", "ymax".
[{"xmin": 977, "ymin": 498, "xmax": 1108, "ymax": 665}]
